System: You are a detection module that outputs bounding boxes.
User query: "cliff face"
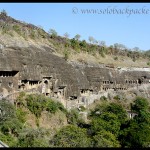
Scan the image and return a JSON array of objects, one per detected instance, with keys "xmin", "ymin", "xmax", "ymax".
[
  {"xmin": 0, "ymin": 43, "xmax": 150, "ymax": 98},
  {"xmin": 0, "ymin": 12, "xmax": 150, "ymax": 107},
  {"xmin": 0, "ymin": 45, "xmax": 80, "ymax": 98}
]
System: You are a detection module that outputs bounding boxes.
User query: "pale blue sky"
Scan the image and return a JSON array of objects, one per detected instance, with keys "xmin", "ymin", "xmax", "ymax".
[{"xmin": 0, "ymin": 3, "xmax": 150, "ymax": 51}]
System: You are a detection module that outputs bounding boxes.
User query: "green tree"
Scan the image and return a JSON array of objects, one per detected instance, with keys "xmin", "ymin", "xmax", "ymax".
[
  {"xmin": 90, "ymin": 112, "xmax": 121, "ymax": 136},
  {"xmin": 13, "ymin": 25, "xmax": 21, "ymax": 35},
  {"xmin": 16, "ymin": 108, "xmax": 27, "ymax": 124},
  {"xmin": 132, "ymin": 47, "xmax": 140, "ymax": 52},
  {"xmin": 51, "ymin": 125, "xmax": 91, "ymax": 147},
  {"xmin": 0, "ymin": 131, "xmax": 17, "ymax": 147},
  {"xmin": 147, "ymin": 62, "xmax": 150, "ymax": 66},
  {"xmin": 74, "ymin": 34, "xmax": 81, "ymax": 41},
  {"xmin": 55, "ymin": 101, "xmax": 67, "ymax": 114},
  {"xmin": 17, "ymin": 128, "xmax": 49, "ymax": 147},
  {"xmin": 25, "ymin": 94, "xmax": 45, "ymax": 118},
  {"xmin": 48, "ymin": 29, "xmax": 57, "ymax": 38},
  {"xmin": 108, "ymin": 45, "xmax": 114, "ymax": 55},
  {"xmin": 119, "ymin": 97, "xmax": 150, "ymax": 148},
  {"xmin": 131, "ymin": 97, "xmax": 149, "ymax": 113},
  {"xmin": 88, "ymin": 36, "xmax": 94, "ymax": 44},
  {"xmin": 70, "ymin": 38, "xmax": 80, "ymax": 51},
  {"xmin": 64, "ymin": 32, "xmax": 69, "ymax": 39},
  {"xmin": 119, "ymin": 119, "xmax": 150, "ymax": 148},
  {"xmin": 63, "ymin": 49, "xmax": 70, "ymax": 61},
  {"xmin": 25, "ymin": 94, "xmax": 65, "ymax": 118},
  {"xmin": 90, "ymin": 101, "xmax": 108, "ymax": 118},
  {"xmin": 1, "ymin": 9, "xmax": 7, "ymax": 16},
  {"xmin": 0, "ymin": 100, "xmax": 16, "ymax": 123},
  {"xmin": 15, "ymin": 92, "xmax": 26, "ymax": 109},
  {"xmin": 132, "ymin": 97, "xmax": 150, "ymax": 124},
  {"xmin": 79, "ymin": 40, "xmax": 87, "ymax": 50},
  {"xmin": 99, "ymin": 41, "xmax": 106, "ymax": 47},
  {"xmin": 93, "ymin": 130, "xmax": 120, "ymax": 147},
  {"xmin": 98, "ymin": 46, "xmax": 106, "ymax": 57},
  {"xmin": 66, "ymin": 109, "xmax": 83, "ymax": 125},
  {"xmin": 105, "ymin": 102, "xmax": 128, "ymax": 124},
  {"xmin": 46, "ymin": 100, "xmax": 58, "ymax": 114},
  {"xmin": 1, "ymin": 118, "xmax": 22, "ymax": 137}
]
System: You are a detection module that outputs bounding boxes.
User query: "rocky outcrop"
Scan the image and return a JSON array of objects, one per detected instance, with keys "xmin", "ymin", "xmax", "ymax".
[{"xmin": 0, "ymin": 44, "xmax": 150, "ymax": 100}]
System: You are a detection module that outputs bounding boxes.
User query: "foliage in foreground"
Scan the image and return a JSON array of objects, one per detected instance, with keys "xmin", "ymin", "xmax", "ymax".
[
  {"xmin": 0, "ymin": 96, "xmax": 150, "ymax": 148},
  {"xmin": 50, "ymin": 125, "xmax": 91, "ymax": 147}
]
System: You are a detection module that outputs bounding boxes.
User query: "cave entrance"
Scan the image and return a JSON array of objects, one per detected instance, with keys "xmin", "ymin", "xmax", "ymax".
[
  {"xmin": 69, "ymin": 96, "xmax": 77, "ymax": 100},
  {"xmin": 0, "ymin": 71, "xmax": 19, "ymax": 77},
  {"xmin": 46, "ymin": 93, "xmax": 49, "ymax": 96},
  {"xmin": 138, "ymin": 79, "xmax": 142, "ymax": 84},
  {"xmin": 44, "ymin": 80, "xmax": 48, "ymax": 85}
]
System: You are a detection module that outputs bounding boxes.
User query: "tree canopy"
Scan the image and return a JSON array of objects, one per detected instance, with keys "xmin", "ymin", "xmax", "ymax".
[{"xmin": 51, "ymin": 125, "xmax": 91, "ymax": 147}]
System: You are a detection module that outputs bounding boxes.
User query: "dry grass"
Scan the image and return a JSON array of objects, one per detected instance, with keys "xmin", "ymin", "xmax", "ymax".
[
  {"xmin": 23, "ymin": 107, "xmax": 37, "ymax": 129},
  {"xmin": 0, "ymin": 28, "xmax": 148, "ymax": 68},
  {"xmin": 0, "ymin": 30, "xmax": 53, "ymax": 50},
  {"xmin": 39, "ymin": 110, "xmax": 68, "ymax": 130},
  {"xmin": 68, "ymin": 51, "xmax": 149, "ymax": 67},
  {"xmin": 23, "ymin": 107, "xmax": 68, "ymax": 131}
]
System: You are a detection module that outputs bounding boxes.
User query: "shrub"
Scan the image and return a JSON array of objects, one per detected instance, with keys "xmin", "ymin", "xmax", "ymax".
[
  {"xmin": 16, "ymin": 108, "xmax": 27, "ymax": 124},
  {"xmin": 66, "ymin": 109, "xmax": 85, "ymax": 125},
  {"xmin": 101, "ymin": 52, "xmax": 105, "ymax": 58},
  {"xmin": 79, "ymin": 106, "xmax": 86, "ymax": 111},
  {"xmin": 25, "ymin": 94, "xmax": 45, "ymax": 118},
  {"xmin": 56, "ymin": 102, "xmax": 67, "ymax": 114},
  {"xmin": 114, "ymin": 56, "xmax": 118, "ymax": 60},
  {"xmin": 63, "ymin": 49, "xmax": 70, "ymax": 61},
  {"xmin": 0, "ymin": 132, "xmax": 17, "ymax": 147},
  {"xmin": 100, "ymin": 96, "xmax": 107, "ymax": 101},
  {"xmin": 25, "ymin": 94, "xmax": 67, "ymax": 118},
  {"xmin": 1, "ymin": 118, "xmax": 22, "ymax": 137},
  {"xmin": 46, "ymin": 100, "xmax": 58, "ymax": 114},
  {"xmin": 70, "ymin": 38, "xmax": 80, "ymax": 51},
  {"xmin": 114, "ymin": 95, "xmax": 121, "ymax": 100},
  {"xmin": 13, "ymin": 25, "xmax": 21, "ymax": 35},
  {"xmin": 147, "ymin": 62, "xmax": 150, "ymax": 66},
  {"xmin": 79, "ymin": 40, "xmax": 87, "ymax": 50}
]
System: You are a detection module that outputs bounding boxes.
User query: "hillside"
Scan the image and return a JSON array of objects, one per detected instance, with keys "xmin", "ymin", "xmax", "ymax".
[{"xmin": 0, "ymin": 11, "xmax": 150, "ymax": 68}]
